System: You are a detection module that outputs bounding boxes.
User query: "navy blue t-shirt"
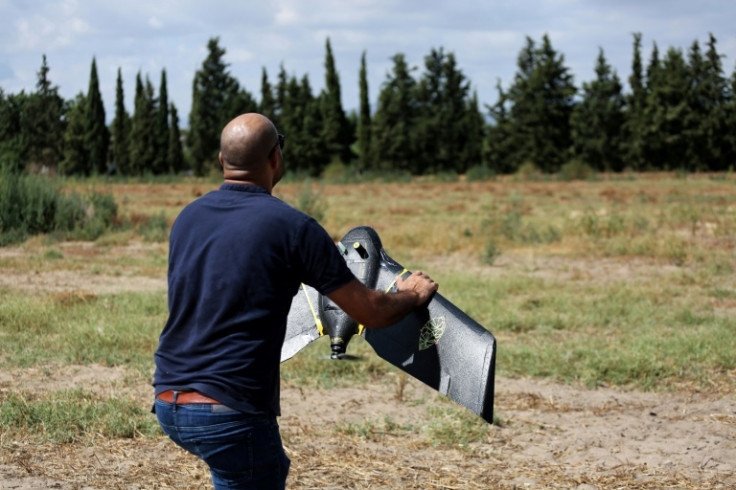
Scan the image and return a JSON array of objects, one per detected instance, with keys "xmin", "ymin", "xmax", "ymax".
[{"xmin": 153, "ymin": 183, "xmax": 354, "ymax": 416}]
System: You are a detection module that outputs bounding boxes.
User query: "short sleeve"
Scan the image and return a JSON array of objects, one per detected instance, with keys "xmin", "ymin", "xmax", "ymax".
[{"xmin": 295, "ymin": 218, "xmax": 355, "ymax": 295}]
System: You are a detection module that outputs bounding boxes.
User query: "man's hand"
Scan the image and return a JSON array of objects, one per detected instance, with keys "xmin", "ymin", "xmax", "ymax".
[{"xmin": 396, "ymin": 271, "xmax": 438, "ymax": 307}]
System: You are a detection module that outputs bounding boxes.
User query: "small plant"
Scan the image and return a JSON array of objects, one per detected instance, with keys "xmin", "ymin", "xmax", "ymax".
[
  {"xmin": 138, "ymin": 211, "xmax": 170, "ymax": 242},
  {"xmin": 466, "ymin": 165, "xmax": 496, "ymax": 182},
  {"xmin": 482, "ymin": 241, "xmax": 501, "ymax": 265},
  {"xmin": 294, "ymin": 180, "xmax": 327, "ymax": 222}
]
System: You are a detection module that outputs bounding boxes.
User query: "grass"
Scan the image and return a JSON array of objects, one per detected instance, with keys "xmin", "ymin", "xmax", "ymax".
[{"xmin": 1, "ymin": 172, "xmax": 735, "ymax": 445}]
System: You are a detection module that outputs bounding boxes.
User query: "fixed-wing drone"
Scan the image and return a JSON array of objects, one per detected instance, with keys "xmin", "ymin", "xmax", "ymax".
[{"xmin": 281, "ymin": 226, "xmax": 496, "ymax": 423}]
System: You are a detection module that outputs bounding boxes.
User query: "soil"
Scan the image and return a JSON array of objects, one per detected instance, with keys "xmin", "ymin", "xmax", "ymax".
[{"xmin": 1, "ymin": 242, "xmax": 735, "ymax": 489}]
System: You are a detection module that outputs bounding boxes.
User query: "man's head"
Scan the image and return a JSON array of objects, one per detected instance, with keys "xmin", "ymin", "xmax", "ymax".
[{"xmin": 219, "ymin": 113, "xmax": 284, "ymax": 190}]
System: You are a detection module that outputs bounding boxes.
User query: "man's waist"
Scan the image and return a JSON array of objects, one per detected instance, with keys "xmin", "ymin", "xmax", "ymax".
[{"xmin": 156, "ymin": 390, "xmax": 221, "ymax": 404}]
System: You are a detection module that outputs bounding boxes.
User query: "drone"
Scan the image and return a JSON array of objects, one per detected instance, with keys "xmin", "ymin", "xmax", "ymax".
[{"xmin": 281, "ymin": 226, "xmax": 496, "ymax": 423}]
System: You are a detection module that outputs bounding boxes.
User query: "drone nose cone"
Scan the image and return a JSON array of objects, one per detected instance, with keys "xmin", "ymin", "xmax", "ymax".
[{"xmin": 330, "ymin": 337, "xmax": 347, "ymax": 359}]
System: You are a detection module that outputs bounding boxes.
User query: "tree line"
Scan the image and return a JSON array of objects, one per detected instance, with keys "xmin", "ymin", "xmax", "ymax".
[{"xmin": 2, "ymin": 33, "xmax": 735, "ymax": 178}]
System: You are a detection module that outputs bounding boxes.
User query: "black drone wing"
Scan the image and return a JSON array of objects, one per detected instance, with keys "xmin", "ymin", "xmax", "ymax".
[{"xmin": 281, "ymin": 226, "xmax": 496, "ymax": 423}]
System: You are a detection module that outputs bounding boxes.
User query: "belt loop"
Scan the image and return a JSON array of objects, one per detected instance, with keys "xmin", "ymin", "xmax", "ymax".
[{"xmin": 172, "ymin": 390, "xmax": 179, "ymax": 412}]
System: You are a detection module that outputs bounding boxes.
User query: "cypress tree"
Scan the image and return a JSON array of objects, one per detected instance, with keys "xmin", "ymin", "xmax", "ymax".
[
  {"xmin": 85, "ymin": 57, "xmax": 109, "ymax": 174},
  {"xmin": 129, "ymin": 73, "xmax": 156, "ymax": 175},
  {"xmin": 726, "ymin": 66, "xmax": 736, "ymax": 167},
  {"xmin": 154, "ymin": 69, "xmax": 169, "ymax": 174},
  {"xmin": 321, "ymin": 38, "xmax": 353, "ymax": 163},
  {"xmin": 111, "ymin": 68, "xmax": 131, "ymax": 175},
  {"xmin": 571, "ymin": 48, "xmax": 625, "ymax": 171},
  {"xmin": 259, "ymin": 67, "xmax": 278, "ymax": 124},
  {"xmin": 301, "ymin": 75, "xmax": 329, "ymax": 175},
  {"xmin": 699, "ymin": 34, "xmax": 730, "ymax": 170},
  {"xmin": 167, "ymin": 102, "xmax": 184, "ymax": 174},
  {"xmin": 60, "ymin": 93, "xmax": 89, "ymax": 176},
  {"xmin": 358, "ymin": 51, "xmax": 372, "ymax": 172},
  {"xmin": 623, "ymin": 33, "xmax": 647, "ymax": 170},
  {"xmin": 640, "ymin": 43, "xmax": 672, "ymax": 169}
]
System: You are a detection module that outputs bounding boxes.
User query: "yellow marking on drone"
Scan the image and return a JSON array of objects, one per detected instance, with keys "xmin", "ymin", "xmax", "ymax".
[
  {"xmin": 385, "ymin": 268, "xmax": 410, "ymax": 292},
  {"xmin": 302, "ymin": 284, "xmax": 324, "ymax": 336},
  {"xmin": 356, "ymin": 269, "xmax": 409, "ymax": 336}
]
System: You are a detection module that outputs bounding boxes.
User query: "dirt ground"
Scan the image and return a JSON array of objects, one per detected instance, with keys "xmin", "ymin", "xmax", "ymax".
[
  {"xmin": 1, "ymin": 243, "xmax": 735, "ymax": 489},
  {"xmin": 1, "ymin": 366, "xmax": 734, "ymax": 489}
]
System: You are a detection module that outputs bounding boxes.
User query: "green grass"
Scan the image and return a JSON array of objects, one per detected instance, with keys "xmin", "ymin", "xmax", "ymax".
[
  {"xmin": 0, "ymin": 290, "xmax": 164, "ymax": 373},
  {"xmin": 0, "ymin": 389, "xmax": 160, "ymax": 443},
  {"xmin": 2, "ymin": 173, "xmax": 736, "ymax": 445}
]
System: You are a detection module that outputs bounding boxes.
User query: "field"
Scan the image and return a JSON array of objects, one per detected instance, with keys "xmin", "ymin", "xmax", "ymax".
[{"xmin": 1, "ymin": 173, "xmax": 735, "ymax": 489}]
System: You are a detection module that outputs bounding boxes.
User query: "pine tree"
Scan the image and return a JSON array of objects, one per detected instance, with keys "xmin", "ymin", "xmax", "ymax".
[
  {"xmin": 321, "ymin": 38, "xmax": 353, "ymax": 163},
  {"xmin": 154, "ymin": 69, "xmax": 169, "ymax": 174},
  {"xmin": 85, "ymin": 57, "xmax": 109, "ymax": 174},
  {"xmin": 459, "ymin": 91, "xmax": 485, "ymax": 170},
  {"xmin": 111, "ymin": 68, "xmax": 131, "ymax": 175},
  {"xmin": 414, "ymin": 48, "xmax": 476, "ymax": 174},
  {"xmin": 414, "ymin": 48, "xmax": 446, "ymax": 174},
  {"xmin": 167, "ymin": 103, "xmax": 184, "ymax": 174},
  {"xmin": 0, "ymin": 89, "xmax": 30, "ymax": 173},
  {"xmin": 571, "ymin": 48, "xmax": 625, "ymax": 171},
  {"xmin": 486, "ymin": 80, "xmax": 516, "ymax": 173},
  {"xmin": 24, "ymin": 55, "xmax": 64, "ymax": 170},
  {"xmin": 371, "ymin": 53, "xmax": 418, "ymax": 173},
  {"xmin": 505, "ymin": 35, "xmax": 576, "ymax": 173},
  {"xmin": 60, "ymin": 93, "xmax": 89, "ymax": 176},
  {"xmin": 188, "ymin": 37, "xmax": 255, "ymax": 176},
  {"xmin": 642, "ymin": 43, "xmax": 693, "ymax": 170},
  {"xmin": 358, "ymin": 51, "xmax": 372, "ymax": 172}
]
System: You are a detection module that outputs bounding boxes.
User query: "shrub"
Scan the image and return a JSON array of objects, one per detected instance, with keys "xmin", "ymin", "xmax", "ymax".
[
  {"xmin": 466, "ymin": 165, "xmax": 496, "ymax": 182},
  {"xmin": 559, "ymin": 159, "xmax": 595, "ymax": 181},
  {"xmin": 0, "ymin": 167, "xmax": 119, "ymax": 245}
]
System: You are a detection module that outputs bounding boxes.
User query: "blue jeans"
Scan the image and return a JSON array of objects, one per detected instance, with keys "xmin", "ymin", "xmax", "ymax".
[{"xmin": 154, "ymin": 397, "xmax": 290, "ymax": 489}]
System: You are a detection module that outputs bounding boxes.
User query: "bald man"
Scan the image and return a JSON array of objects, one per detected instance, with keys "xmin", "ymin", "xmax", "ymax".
[{"xmin": 153, "ymin": 113, "xmax": 437, "ymax": 489}]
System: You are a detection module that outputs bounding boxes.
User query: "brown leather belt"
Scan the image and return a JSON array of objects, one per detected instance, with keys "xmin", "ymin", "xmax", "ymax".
[{"xmin": 156, "ymin": 390, "xmax": 221, "ymax": 404}]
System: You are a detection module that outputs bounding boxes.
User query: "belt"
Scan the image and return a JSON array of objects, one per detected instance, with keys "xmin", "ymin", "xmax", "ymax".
[{"xmin": 156, "ymin": 390, "xmax": 221, "ymax": 404}]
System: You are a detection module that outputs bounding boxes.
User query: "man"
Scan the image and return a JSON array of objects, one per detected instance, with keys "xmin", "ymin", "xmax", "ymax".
[{"xmin": 153, "ymin": 113, "xmax": 438, "ymax": 489}]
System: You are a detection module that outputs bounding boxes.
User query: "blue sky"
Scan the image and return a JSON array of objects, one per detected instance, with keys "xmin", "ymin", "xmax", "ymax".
[{"xmin": 2, "ymin": 1, "xmax": 735, "ymax": 126}]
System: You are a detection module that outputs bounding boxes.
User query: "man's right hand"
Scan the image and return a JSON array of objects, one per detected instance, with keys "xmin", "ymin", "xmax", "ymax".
[{"xmin": 396, "ymin": 271, "xmax": 438, "ymax": 307}]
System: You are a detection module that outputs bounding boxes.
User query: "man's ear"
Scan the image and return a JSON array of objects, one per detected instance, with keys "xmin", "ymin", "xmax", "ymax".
[{"xmin": 218, "ymin": 152, "xmax": 225, "ymax": 169}]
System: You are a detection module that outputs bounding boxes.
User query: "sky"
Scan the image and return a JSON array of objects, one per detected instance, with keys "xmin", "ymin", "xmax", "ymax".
[{"xmin": 2, "ymin": 0, "xmax": 735, "ymax": 127}]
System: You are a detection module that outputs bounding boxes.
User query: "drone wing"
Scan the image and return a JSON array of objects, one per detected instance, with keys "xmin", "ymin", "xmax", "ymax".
[
  {"xmin": 282, "ymin": 283, "xmax": 323, "ymax": 362},
  {"xmin": 361, "ymin": 233, "xmax": 496, "ymax": 423}
]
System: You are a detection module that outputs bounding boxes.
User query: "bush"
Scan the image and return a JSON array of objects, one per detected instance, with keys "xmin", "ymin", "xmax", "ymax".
[
  {"xmin": 0, "ymin": 167, "xmax": 119, "ymax": 245},
  {"xmin": 559, "ymin": 159, "xmax": 595, "ymax": 181},
  {"xmin": 466, "ymin": 165, "xmax": 496, "ymax": 182}
]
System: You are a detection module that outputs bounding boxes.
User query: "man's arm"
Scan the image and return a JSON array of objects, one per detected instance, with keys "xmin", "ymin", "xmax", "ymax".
[{"xmin": 326, "ymin": 271, "xmax": 438, "ymax": 328}]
